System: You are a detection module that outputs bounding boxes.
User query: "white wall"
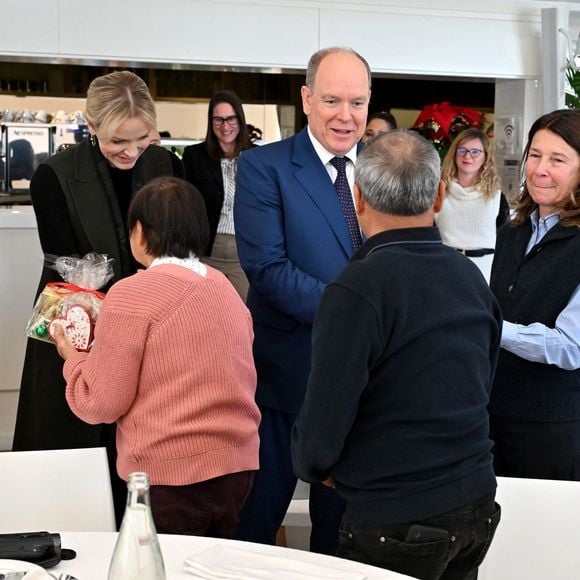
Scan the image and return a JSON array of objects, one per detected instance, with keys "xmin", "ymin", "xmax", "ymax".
[{"xmin": 1, "ymin": 0, "xmax": 576, "ymax": 79}]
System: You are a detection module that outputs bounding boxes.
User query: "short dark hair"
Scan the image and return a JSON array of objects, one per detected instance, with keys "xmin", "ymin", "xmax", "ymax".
[
  {"xmin": 367, "ymin": 110, "xmax": 397, "ymax": 130},
  {"xmin": 127, "ymin": 176, "xmax": 210, "ymax": 258},
  {"xmin": 206, "ymin": 90, "xmax": 251, "ymax": 160}
]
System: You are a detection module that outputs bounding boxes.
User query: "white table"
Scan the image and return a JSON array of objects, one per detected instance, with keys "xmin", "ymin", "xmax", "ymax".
[{"xmin": 50, "ymin": 531, "xmax": 413, "ymax": 579}]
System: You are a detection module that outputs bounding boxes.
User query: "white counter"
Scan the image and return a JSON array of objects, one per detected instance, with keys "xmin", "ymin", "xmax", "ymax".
[
  {"xmin": 0, "ymin": 205, "xmax": 37, "ymax": 228},
  {"xmin": 0, "ymin": 206, "xmax": 43, "ymax": 450}
]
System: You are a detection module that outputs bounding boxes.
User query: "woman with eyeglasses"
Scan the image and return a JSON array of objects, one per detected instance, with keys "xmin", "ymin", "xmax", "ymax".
[
  {"xmin": 489, "ymin": 109, "xmax": 580, "ymax": 482},
  {"xmin": 436, "ymin": 128, "xmax": 508, "ymax": 282},
  {"xmin": 182, "ymin": 90, "xmax": 252, "ymax": 301}
]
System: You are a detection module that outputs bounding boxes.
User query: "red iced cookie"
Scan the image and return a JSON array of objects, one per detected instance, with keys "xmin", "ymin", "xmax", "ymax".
[{"xmin": 48, "ymin": 304, "xmax": 95, "ymax": 352}]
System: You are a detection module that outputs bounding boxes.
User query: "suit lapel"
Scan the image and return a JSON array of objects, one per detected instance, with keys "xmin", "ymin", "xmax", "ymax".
[
  {"xmin": 196, "ymin": 142, "xmax": 224, "ymax": 191},
  {"xmin": 207, "ymin": 156, "xmax": 224, "ymax": 191},
  {"xmin": 292, "ymin": 129, "xmax": 353, "ymax": 256}
]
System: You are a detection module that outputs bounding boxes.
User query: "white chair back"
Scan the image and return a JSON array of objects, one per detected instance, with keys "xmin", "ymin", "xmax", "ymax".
[
  {"xmin": 0, "ymin": 447, "xmax": 116, "ymax": 532},
  {"xmin": 479, "ymin": 475, "xmax": 580, "ymax": 580}
]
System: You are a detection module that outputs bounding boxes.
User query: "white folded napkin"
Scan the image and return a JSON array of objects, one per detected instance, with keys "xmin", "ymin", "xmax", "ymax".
[{"xmin": 184, "ymin": 544, "xmax": 366, "ymax": 580}]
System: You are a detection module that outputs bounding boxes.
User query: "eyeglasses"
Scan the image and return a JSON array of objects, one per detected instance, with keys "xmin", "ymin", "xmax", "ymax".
[
  {"xmin": 211, "ymin": 115, "xmax": 239, "ymax": 127},
  {"xmin": 456, "ymin": 147, "xmax": 484, "ymax": 158}
]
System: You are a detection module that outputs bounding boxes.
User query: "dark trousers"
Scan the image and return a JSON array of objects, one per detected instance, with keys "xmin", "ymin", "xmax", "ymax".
[
  {"xmin": 338, "ymin": 493, "xmax": 501, "ymax": 580},
  {"xmin": 149, "ymin": 470, "xmax": 255, "ymax": 537},
  {"xmin": 490, "ymin": 414, "xmax": 580, "ymax": 481},
  {"xmin": 233, "ymin": 406, "xmax": 345, "ymax": 554}
]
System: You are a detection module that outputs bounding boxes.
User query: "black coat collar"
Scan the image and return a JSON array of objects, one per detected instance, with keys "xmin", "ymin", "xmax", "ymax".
[{"xmin": 352, "ymin": 226, "xmax": 443, "ymax": 261}]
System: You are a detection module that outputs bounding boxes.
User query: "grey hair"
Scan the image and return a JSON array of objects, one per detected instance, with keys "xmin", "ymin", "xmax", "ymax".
[
  {"xmin": 305, "ymin": 47, "xmax": 372, "ymax": 91},
  {"xmin": 355, "ymin": 130, "xmax": 441, "ymax": 216}
]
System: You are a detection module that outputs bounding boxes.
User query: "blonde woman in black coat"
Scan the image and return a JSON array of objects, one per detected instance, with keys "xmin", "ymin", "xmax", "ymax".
[{"xmin": 13, "ymin": 71, "xmax": 182, "ymax": 524}]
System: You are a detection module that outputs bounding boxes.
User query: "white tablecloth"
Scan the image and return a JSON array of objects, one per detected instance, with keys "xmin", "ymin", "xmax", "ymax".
[{"xmin": 50, "ymin": 532, "xmax": 413, "ymax": 579}]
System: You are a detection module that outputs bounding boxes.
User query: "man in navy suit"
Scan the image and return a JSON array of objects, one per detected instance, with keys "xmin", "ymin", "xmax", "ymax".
[{"xmin": 233, "ymin": 46, "xmax": 371, "ymax": 553}]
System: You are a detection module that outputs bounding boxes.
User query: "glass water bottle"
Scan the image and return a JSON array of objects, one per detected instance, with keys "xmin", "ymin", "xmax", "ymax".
[{"xmin": 108, "ymin": 472, "xmax": 166, "ymax": 580}]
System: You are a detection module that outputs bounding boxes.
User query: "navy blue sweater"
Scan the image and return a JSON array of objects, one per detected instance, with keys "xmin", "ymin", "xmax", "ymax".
[{"xmin": 292, "ymin": 227, "xmax": 502, "ymax": 524}]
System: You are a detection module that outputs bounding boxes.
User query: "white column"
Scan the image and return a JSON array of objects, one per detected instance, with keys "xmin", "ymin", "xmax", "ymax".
[
  {"xmin": 494, "ymin": 79, "xmax": 542, "ymax": 203},
  {"xmin": 541, "ymin": 6, "xmax": 569, "ymax": 113}
]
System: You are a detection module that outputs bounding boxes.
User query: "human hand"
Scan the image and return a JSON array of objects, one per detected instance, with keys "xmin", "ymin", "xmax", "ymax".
[
  {"xmin": 53, "ymin": 324, "xmax": 78, "ymax": 361},
  {"xmin": 321, "ymin": 476, "xmax": 336, "ymax": 488}
]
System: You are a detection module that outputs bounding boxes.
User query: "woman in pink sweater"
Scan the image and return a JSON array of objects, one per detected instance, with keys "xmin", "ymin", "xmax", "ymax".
[{"xmin": 54, "ymin": 176, "xmax": 260, "ymax": 537}]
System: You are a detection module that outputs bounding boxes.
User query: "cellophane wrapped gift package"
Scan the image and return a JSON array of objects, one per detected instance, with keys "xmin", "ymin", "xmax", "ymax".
[{"xmin": 25, "ymin": 253, "xmax": 114, "ymax": 352}]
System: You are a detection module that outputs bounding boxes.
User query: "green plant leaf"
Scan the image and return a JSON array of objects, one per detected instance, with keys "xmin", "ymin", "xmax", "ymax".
[{"xmin": 565, "ymin": 66, "xmax": 580, "ymax": 109}]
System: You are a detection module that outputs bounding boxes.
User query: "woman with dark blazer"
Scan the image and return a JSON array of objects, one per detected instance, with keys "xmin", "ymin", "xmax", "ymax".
[{"xmin": 182, "ymin": 90, "xmax": 252, "ymax": 301}]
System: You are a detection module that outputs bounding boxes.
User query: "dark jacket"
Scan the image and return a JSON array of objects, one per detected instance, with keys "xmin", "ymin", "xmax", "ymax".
[
  {"xmin": 182, "ymin": 141, "xmax": 224, "ymax": 254},
  {"xmin": 490, "ymin": 220, "xmax": 580, "ymax": 421},
  {"xmin": 13, "ymin": 139, "xmax": 179, "ymax": 451},
  {"xmin": 292, "ymin": 226, "xmax": 502, "ymax": 524}
]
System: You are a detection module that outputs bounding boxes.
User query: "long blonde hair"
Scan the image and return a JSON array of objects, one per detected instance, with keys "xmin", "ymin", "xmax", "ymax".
[
  {"xmin": 441, "ymin": 128, "xmax": 500, "ymax": 199},
  {"xmin": 85, "ymin": 71, "xmax": 156, "ymax": 142}
]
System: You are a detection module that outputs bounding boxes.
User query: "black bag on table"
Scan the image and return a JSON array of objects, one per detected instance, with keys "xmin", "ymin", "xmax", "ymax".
[{"xmin": 0, "ymin": 532, "xmax": 76, "ymax": 568}]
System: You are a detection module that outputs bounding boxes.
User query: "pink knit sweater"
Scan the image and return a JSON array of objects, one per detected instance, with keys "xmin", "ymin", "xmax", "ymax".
[{"xmin": 64, "ymin": 264, "xmax": 260, "ymax": 485}]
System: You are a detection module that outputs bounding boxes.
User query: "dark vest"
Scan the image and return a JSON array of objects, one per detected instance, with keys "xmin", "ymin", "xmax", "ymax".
[
  {"xmin": 490, "ymin": 221, "xmax": 580, "ymax": 421},
  {"xmin": 47, "ymin": 139, "xmax": 173, "ymax": 281}
]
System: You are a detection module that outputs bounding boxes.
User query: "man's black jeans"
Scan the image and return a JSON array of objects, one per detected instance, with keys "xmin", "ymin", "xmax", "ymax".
[{"xmin": 337, "ymin": 493, "xmax": 501, "ymax": 580}]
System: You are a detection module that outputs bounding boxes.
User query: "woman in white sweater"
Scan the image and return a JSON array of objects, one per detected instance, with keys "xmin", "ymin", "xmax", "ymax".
[{"xmin": 436, "ymin": 128, "xmax": 506, "ymax": 283}]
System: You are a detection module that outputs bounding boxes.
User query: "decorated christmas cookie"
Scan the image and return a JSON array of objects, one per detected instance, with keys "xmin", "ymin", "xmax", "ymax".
[{"xmin": 48, "ymin": 304, "xmax": 95, "ymax": 352}]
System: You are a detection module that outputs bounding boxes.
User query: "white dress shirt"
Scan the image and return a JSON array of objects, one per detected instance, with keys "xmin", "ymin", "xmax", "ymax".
[{"xmin": 307, "ymin": 126, "xmax": 358, "ymax": 202}]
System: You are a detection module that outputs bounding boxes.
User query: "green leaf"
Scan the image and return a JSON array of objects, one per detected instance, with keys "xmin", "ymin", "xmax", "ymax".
[{"xmin": 565, "ymin": 66, "xmax": 580, "ymax": 109}]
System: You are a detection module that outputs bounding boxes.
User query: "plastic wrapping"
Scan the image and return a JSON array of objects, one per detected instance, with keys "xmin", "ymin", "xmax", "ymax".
[{"xmin": 25, "ymin": 253, "xmax": 114, "ymax": 351}]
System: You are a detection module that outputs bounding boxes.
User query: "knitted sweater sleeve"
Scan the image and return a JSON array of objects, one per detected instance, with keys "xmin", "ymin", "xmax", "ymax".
[{"xmin": 63, "ymin": 296, "xmax": 150, "ymax": 425}]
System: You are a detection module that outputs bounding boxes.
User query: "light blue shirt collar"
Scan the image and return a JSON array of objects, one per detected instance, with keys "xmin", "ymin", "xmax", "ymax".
[{"xmin": 525, "ymin": 209, "xmax": 561, "ymax": 254}]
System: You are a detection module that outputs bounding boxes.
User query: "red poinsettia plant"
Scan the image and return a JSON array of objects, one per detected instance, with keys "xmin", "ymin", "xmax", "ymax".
[{"xmin": 412, "ymin": 101, "xmax": 489, "ymax": 159}]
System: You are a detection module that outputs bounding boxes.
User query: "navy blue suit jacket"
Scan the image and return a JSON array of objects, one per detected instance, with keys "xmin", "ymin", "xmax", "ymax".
[{"xmin": 234, "ymin": 127, "xmax": 359, "ymax": 413}]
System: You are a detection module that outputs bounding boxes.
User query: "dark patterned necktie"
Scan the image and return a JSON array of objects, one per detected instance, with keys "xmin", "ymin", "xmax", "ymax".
[{"xmin": 330, "ymin": 156, "xmax": 362, "ymax": 251}]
